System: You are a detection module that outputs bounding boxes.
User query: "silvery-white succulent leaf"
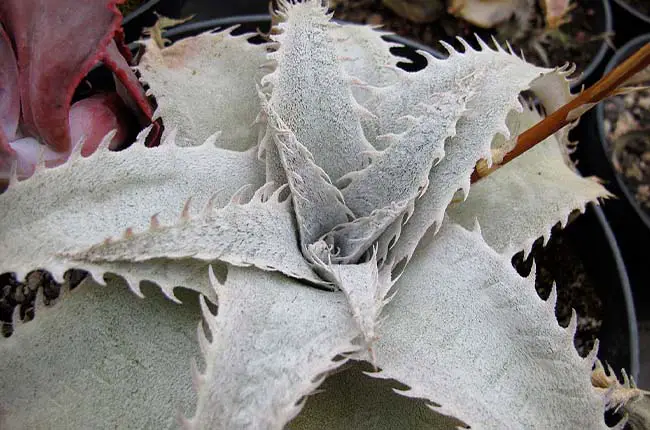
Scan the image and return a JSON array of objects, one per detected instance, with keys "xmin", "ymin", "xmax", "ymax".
[
  {"xmin": 447, "ymin": 104, "xmax": 610, "ymax": 255},
  {"xmin": 317, "ymin": 200, "xmax": 408, "ymax": 264},
  {"xmin": 185, "ymin": 266, "xmax": 360, "ymax": 429},
  {"xmin": 0, "ymin": 277, "xmax": 201, "ymax": 429},
  {"xmin": 287, "ymin": 362, "xmax": 467, "ymax": 430},
  {"xmin": 66, "ymin": 184, "xmax": 325, "ymax": 286},
  {"xmin": 313, "ymin": 252, "xmax": 387, "ymax": 346},
  {"xmin": 380, "ymin": 48, "xmax": 576, "ymax": 268},
  {"xmin": 340, "ymin": 88, "xmax": 468, "ymax": 218},
  {"xmin": 263, "ymin": 100, "xmax": 352, "ymax": 252},
  {"xmin": 0, "ymin": 131, "xmax": 264, "ymax": 298},
  {"xmin": 261, "ymin": 0, "xmax": 374, "ymax": 182},
  {"xmin": 137, "ymin": 27, "xmax": 269, "ymax": 150},
  {"xmin": 370, "ymin": 221, "xmax": 608, "ymax": 429},
  {"xmin": 331, "ymin": 23, "xmax": 401, "ymax": 101}
]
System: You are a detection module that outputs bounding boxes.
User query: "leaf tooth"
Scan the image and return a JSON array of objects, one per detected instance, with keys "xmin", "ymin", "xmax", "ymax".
[
  {"xmin": 199, "ymin": 295, "xmax": 218, "ymax": 338},
  {"xmin": 231, "ymin": 184, "xmax": 256, "ymax": 205},
  {"xmin": 476, "ymin": 35, "xmax": 492, "ymax": 51},
  {"xmin": 200, "ymin": 131, "xmax": 221, "ymax": 148},
  {"xmin": 456, "ymin": 36, "xmax": 473, "ymax": 52},
  {"xmin": 268, "ymin": 182, "xmax": 290, "ymax": 204},
  {"xmin": 566, "ymin": 308, "xmax": 578, "ymax": 340},
  {"xmin": 438, "ymin": 40, "xmax": 456, "ymax": 56},
  {"xmin": 149, "ymin": 213, "xmax": 161, "ymax": 230},
  {"xmin": 87, "ymin": 268, "xmax": 107, "ymax": 286},
  {"xmin": 122, "ymin": 274, "xmax": 145, "ymax": 299},
  {"xmin": 123, "ymin": 227, "xmax": 135, "ymax": 239},
  {"xmin": 67, "ymin": 136, "xmax": 86, "ymax": 163},
  {"xmin": 247, "ymin": 181, "xmax": 270, "ymax": 203},
  {"xmin": 419, "ymin": 49, "xmax": 441, "ymax": 65},
  {"xmin": 98, "ymin": 129, "xmax": 118, "ymax": 153},
  {"xmin": 583, "ymin": 339, "xmax": 600, "ymax": 370},
  {"xmin": 179, "ymin": 197, "xmax": 193, "ymax": 222}
]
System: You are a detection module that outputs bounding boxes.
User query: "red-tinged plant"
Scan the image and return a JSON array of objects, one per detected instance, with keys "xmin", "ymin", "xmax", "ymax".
[{"xmin": 0, "ymin": 0, "xmax": 153, "ymax": 180}]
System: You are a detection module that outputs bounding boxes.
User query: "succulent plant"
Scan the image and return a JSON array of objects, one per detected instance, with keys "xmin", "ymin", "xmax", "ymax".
[
  {"xmin": 0, "ymin": 0, "xmax": 153, "ymax": 181},
  {"xmin": 0, "ymin": 0, "xmax": 643, "ymax": 428}
]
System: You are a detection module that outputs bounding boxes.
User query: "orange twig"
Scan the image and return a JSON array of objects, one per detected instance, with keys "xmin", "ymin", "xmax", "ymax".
[{"xmin": 472, "ymin": 42, "xmax": 650, "ymax": 183}]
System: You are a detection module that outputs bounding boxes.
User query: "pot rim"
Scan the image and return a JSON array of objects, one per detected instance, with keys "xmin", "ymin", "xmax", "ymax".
[
  {"xmin": 156, "ymin": 0, "xmax": 613, "ymax": 88},
  {"xmin": 595, "ymin": 33, "xmax": 650, "ymax": 230},
  {"xmin": 135, "ymin": 15, "xmax": 640, "ymax": 379},
  {"xmin": 160, "ymin": 13, "xmax": 446, "ymax": 59},
  {"xmin": 574, "ymin": 0, "xmax": 613, "ymax": 89},
  {"xmin": 611, "ymin": 0, "xmax": 650, "ymax": 24},
  {"xmin": 591, "ymin": 203, "xmax": 640, "ymax": 380},
  {"xmin": 122, "ymin": 0, "xmax": 162, "ymax": 26}
]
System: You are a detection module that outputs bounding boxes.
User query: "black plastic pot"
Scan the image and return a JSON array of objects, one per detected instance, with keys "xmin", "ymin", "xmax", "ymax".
[
  {"xmin": 581, "ymin": 34, "xmax": 650, "ymax": 231},
  {"xmin": 160, "ymin": 14, "xmax": 446, "ymax": 65},
  {"xmin": 610, "ymin": 0, "xmax": 650, "ymax": 46},
  {"xmin": 121, "ymin": 0, "xmax": 187, "ymax": 43},
  {"xmin": 568, "ymin": 204, "xmax": 639, "ymax": 381},
  {"xmin": 577, "ymin": 0, "xmax": 614, "ymax": 88}
]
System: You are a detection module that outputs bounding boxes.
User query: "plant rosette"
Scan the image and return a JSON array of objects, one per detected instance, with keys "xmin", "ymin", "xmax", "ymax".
[{"xmin": 0, "ymin": 1, "xmax": 646, "ymax": 428}]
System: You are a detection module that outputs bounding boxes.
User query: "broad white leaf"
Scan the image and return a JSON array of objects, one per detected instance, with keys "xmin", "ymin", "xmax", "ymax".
[
  {"xmin": 370, "ymin": 222, "xmax": 608, "ymax": 429},
  {"xmin": 0, "ymin": 133, "xmax": 264, "ymax": 298},
  {"xmin": 0, "ymin": 277, "xmax": 201, "ymax": 429},
  {"xmin": 263, "ymin": 103, "xmax": 351, "ymax": 251},
  {"xmin": 331, "ymin": 23, "xmax": 402, "ymax": 104},
  {"xmin": 340, "ymin": 89, "xmax": 468, "ymax": 218},
  {"xmin": 379, "ymin": 43, "xmax": 574, "ymax": 268},
  {"xmin": 312, "ymin": 253, "xmax": 388, "ymax": 346},
  {"xmin": 67, "ymin": 184, "xmax": 324, "ymax": 286},
  {"xmin": 447, "ymin": 104, "xmax": 610, "ymax": 255},
  {"xmin": 185, "ymin": 266, "xmax": 360, "ymax": 429},
  {"xmin": 137, "ymin": 28, "xmax": 269, "ymax": 150},
  {"xmin": 262, "ymin": 0, "xmax": 373, "ymax": 181}
]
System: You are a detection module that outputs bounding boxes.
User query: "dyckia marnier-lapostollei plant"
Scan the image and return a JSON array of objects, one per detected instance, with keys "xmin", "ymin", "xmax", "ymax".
[{"xmin": 0, "ymin": 0, "xmax": 644, "ymax": 428}]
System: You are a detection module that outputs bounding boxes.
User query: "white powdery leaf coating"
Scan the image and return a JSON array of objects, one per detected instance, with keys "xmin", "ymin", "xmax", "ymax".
[
  {"xmin": 0, "ymin": 278, "xmax": 201, "ymax": 429},
  {"xmin": 327, "ymin": 255, "xmax": 385, "ymax": 345},
  {"xmin": 341, "ymin": 89, "xmax": 468, "ymax": 218},
  {"xmin": 137, "ymin": 28, "xmax": 269, "ymax": 150},
  {"xmin": 331, "ymin": 23, "xmax": 401, "ymax": 102},
  {"xmin": 67, "ymin": 184, "xmax": 324, "ymax": 286},
  {"xmin": 185, "ymin": 266, "xmax": 360, "ymax": 430},
  {"xmin": 447, "ymin": 105, "xmax": 610, "ymax": 255},
  {"xmin": 262, "ymin": 0, "xmax": 374, "ymax": 181},
  {"xmin": 317, "ymin": 200, "xmax": 408, "ymax": 264},
  {"xmin": 0, "ymin": 135, "xmax": 265, "ymax": 299},
  {"xmin": 371, "ymin": 222, "xmax": 609, "ymax": 429},
  {"xmin": 265, "ymin": 103, "xmax": 352, "ymax": 249},
  {"xmin": 381, "ymin": 43, "xmax": 567, "ymax": 267}
]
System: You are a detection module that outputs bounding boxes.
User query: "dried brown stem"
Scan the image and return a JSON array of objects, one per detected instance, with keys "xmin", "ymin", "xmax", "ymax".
[{"xmin": 472, "ymin": 42, "xmax": 650, "ymax": 183}]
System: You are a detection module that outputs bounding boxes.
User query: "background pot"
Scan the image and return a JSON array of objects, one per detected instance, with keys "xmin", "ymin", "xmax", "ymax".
[
  {"xmin": 174, "ymin": 0, "xmax": 613, "ymax": 89},
  {"xmin": 610, "ymin": 0, "xmax": 650, "ymax": 46},
  {"xmin": 153, "ymin": 15, "xmax": 640, "ymax": 380},
  {"xmin": 579, "ymin": 34, "xmax": 650, "ymax": 231},
  {"xmin": 121, "ymin": 0, "xmax": 188, "ymax": 43}
]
